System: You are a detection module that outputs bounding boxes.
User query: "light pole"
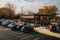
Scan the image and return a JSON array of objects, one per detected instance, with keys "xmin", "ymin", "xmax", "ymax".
[{"xmin": 20, "ymin": 7, "xmax": 23, "ymax": 19}]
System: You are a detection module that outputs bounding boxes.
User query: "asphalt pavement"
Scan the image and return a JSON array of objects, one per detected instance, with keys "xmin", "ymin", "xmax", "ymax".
[{"xmin": 0, "ymin": 26, "xmax": 60, "ymax": 40}]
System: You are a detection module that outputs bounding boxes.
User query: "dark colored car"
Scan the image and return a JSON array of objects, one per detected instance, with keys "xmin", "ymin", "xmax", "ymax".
[
  {"xmin": 11, "ymin": 25, "xmax": 18, "ymax": 31},
  {"xmin": 17, "ymin": 24, "xmax": 23, "ymax": 31},
  {"xmin": 11, "ymin": 24, "xmax": 23, "ymax": 31},
  {"xmin": 0, "ymin": 21, "xmax": 3, "ymax": 25},
  {"xmin": 51, "ymin": 24, "xmax": 60, "ymax": 33},
  {"xmin": 21, "ymin": 26, "xmax": 34, "ymax": 33}
]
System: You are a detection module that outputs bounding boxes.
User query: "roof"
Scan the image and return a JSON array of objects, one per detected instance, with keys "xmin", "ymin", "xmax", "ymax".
[
  {"xmin": 34, "ymin": 14, "xmax": 52, "ymax": 16},
  {"xmin": 20, "ymin": 15, "xmax": 34, "ymax": 19}
]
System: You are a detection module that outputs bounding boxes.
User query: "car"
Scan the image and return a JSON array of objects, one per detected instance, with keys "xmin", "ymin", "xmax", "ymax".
[
  {"xmin": 21, "ymin": 26, "xmax": 34, "ymax": 33},
  {"xmin": 17, "ymin": 24, "xmax": 23, "ymax": 31},
  {"xmin": 8, "ymin": 23, "xmax": 16, "ymax": 28},
  {"xmin": 11, "ymin": 25, "xmax": 18, "ymax": 31},
  {"xmin": 1, "ymin": 22, "xmax": 7, "ymax": 26},
  {"xmin": 0, "ymin": 21, "xmax": 3, "ymax": 25},
  {"xmin": 11, "ymin": 24, "xmax": 23, "ymax": 31},
  {"xmin": 6, "ymin": 19, "xmax": 15, "ymax": 23},
  {"xmin": 4, "ymin": 22, "xmax": 12, "ymax": 28},
  {"xmin": 1, "ymin": 21, "xmax": 12, "ymax": 27},
  {"xmin": 45, "ymin": 25, "xmax": 52, "ymax": 31},
  {"xmin": 51, "ymin": 24, "xmax": 60, "ymax": 33},
  {"xmin": 1, "ymin": 19, "xmax": 6, "ymax": 22}
]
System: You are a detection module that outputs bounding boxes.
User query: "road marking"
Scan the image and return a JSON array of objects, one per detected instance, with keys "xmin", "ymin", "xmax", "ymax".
[
  {"xmin": 16, "ymin": 33, "xmax": 30, "ymax": 38},
  {"xmin": 21, "ymin": 33, "xmax": 40, "ymax": 40},
  {"xmin": 0, "ymin": 28, "xmax": 10, "ymax": 31},
  {"xmin": 7, "ymin": 32, "xmax": 19, "ymax": 35},
  {"xmin": 4, "ymin": 28, "xmax": 10, "ymax": 30},
  {"xmin": 21, "ymin": 35, "xmax": 33, "ymax": 40},
  {"xmin": 11, "ymin": 32, "xmax": 23, "ymax": 36},
  {"xmin": 34, "ymin": 37, "xmax": 40, "ymax": 40},
  {"xmin": 0, "ymin": 29, "xmax": 3, "ymax": 31}
]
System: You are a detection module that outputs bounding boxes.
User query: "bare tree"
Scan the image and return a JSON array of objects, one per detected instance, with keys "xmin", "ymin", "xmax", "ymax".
[
  {"xmin": 0, "ymin": 3, "xmax": 15, "ymax": 19},
  {"xmin": 28, "ymin": 11, "xmax": 34, "ymax": 15},
  {"xmin": 6, "ymin": 3, "xmax": 15, "ymax": 19}
]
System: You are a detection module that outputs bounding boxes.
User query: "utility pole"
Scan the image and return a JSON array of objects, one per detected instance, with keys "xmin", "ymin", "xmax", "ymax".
[
  {"xmin": 21, "ymin": 7, "xmax": 24, "ymax": 15},
  {"xmin": 20, "ymin": 7, "xmax": 23, "ymax": 24}
]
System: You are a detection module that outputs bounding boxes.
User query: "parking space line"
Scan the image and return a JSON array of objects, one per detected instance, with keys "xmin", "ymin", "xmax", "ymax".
[
  {"xmin": 11, "ymin": 32, "xmax": 23, "ymax": 36},
  {"xmin": 21, "ymin": 35, "xmax": 33, "ymax": 40},
  {"xmin": 34, "ymin": 37, "xmax": 40, "ymax": 40},
  {"xmin": 0, "ymin": 29, "xmax": 3, "ymax": 31},
  {"xmin": 4, "ymin": 31, "xmax": 16, "ymax": 34},
  {"xmin": 21, "ymin": 33, "xmax": 40, "ymax": 40},
  {"xmin": 16, "ymin": 33, "xmax": 30, "ymax": 38},
  {"xmin": 4, "ymin": 28, "xmax": 10, "ymax": 30},
  {"xmin": 0, "ymin": 28, "xmax": 10, "ymax": 31}
]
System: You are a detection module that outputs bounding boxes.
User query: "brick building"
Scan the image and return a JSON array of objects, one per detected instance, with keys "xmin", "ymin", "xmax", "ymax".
[{"xmin": 0, "ymin": 7, "xmax": 14, "ymax": 18}]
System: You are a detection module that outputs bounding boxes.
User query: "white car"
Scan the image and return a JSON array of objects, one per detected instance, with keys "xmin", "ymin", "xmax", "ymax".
[{"xmin": 1, "ymin": 22, "xmax": 7, "ymax": 26}]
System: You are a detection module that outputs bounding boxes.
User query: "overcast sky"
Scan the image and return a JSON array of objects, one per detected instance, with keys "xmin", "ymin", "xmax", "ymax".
[{"xmin": 0, "ymin": 0, "xmax": 60, "ymax": 14}]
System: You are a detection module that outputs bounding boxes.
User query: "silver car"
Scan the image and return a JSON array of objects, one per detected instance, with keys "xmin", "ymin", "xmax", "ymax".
[{"xmin": 8, "ymin": 23, "xmax": 16, "ymax": 28}]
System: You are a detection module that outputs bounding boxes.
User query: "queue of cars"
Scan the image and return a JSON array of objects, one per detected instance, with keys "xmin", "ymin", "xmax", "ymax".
[
  {"xmin": 0, "ymin": 19, "xmax": 34, "ymax": 33},
  {"xmin": 0, "ymin": 19, "xmax": 60, "ymax": 33}
]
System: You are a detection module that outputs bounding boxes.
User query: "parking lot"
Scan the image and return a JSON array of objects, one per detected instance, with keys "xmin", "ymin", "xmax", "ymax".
[{"xmin": 0, "ymin": 26, "xmax": 60, "ymax": 40}]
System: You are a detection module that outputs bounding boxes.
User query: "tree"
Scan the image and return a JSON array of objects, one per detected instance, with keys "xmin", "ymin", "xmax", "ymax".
[
  {"xmin": 6, "ymin": 3, "xmax": 15, "ymax": 19},
  {"xmin": 38, "ymin": 6, "xmax": 58, "ymax": 19},
  {"xmin": 14, "ymin": 14, "xmax": 20, "ymax": 19},
  {"xmin": 28, "ymin": 11, "xmax": 34, "ymax": 15},
  {"xmin": 48, "ymin": 6, "xmax": 58, "ymax": 19},
  {"xmin": 38, "ymin": 6, "xmax": 58, "ymax": 14},
  {"xmin": 0, "ymin": 3, "xmax": 15, "ymax": 19}
]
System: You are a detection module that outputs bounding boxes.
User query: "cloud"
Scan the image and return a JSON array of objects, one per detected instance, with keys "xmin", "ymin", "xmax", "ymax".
[{"xmin": 0, "ymin": 0, "xmax": 60, "ymax": 14}]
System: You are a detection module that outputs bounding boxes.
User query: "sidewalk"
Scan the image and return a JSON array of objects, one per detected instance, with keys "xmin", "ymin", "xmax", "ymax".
[{"xmin": 34, "ymin": 27, "xmax": 60, "ymax": 38}]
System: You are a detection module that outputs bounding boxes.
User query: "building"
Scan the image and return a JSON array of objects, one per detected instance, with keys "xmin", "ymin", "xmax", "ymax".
[
  {"xmin": 20, "ymin": 15, "xmax": 34, "ymax": 27},
  {"xmin": 0, "ymin": 7, "xmax": 14, "ymax": 19},
  {"xmin": 20, "ymin": 14, "xmax": 52, "ymax": 27}
]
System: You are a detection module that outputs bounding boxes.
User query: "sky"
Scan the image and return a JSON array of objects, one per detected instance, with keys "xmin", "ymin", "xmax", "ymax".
[{"xmin": 0, "ymin": 0, "xmax": 60, "ymax": 15}]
